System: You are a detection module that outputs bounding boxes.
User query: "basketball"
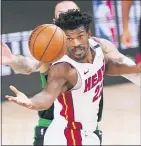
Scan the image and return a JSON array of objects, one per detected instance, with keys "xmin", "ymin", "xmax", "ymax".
[{"xmin": 28, "ymin": 24, "xmax": 66, "ymax": 63}]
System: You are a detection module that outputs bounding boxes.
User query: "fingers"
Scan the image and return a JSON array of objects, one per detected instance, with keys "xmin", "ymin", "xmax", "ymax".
[
  {"xmin": 5, "ymin": 95, "xmax": 30, "ymax": 107},
  {"xmin": 5, "ymin": 95, "xmax": 21, "ymax": 105},
  {"xmin": 5, "ymin": 95, "xmax": 19, "ymax": 103},
  {"xmin": 5, "ymin": 95, "xmax": 15, "ymax": 101},
  {"xmin": 1, "ymin": 40, "xmax": 7, "ymax": 47},
  {"xmin": 9, "ymin": 85, "xmax": 20, "ymax": 95},
  {"xmin": 1, "ymin": 41, "xmax": 6, "ymax": 49}
]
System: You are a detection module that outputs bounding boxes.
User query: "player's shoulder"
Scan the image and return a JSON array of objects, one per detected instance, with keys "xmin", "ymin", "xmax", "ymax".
[
  {"xmin": 51, "ymin": 62, "xmax": 72, "ymax": 72},
  {"xmin": 47, "ymin": 62, "xmax": 77, "ymax": 84},
  {"xmin": 89, "ymin": 36, "xmax": 110, "ymax": 47},
  {"xmin": 48, "ymin": 62, "xmax": 72, "ymax": 79},
  {"xmin": 90, "ymin": 36, "xmax": 111, "ymax": 44},
  {"xmin": 90, "ymin": 36, "xmax": 101, "ymax": 43},
  {"xmin": 91, "ymin": 37, "xmax": 117, "ymax": 52}
]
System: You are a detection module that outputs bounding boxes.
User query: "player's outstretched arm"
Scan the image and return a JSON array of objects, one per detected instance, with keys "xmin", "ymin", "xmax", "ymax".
[
  {"xmin": 92, "ymin": 37, "xmax": 137, "ymax": 66},
  {"xmin": 104, "ymin": 55, "xmax": 141, "ymax": 76},
  {"xmin": 92, "ymin": 37, "xmax": 136, "ymax": 65},
  {"xmin": 102, "ymin": 39, "xmax": 141, "ymax": 75},
  {"xmin": 95, "ymin": 38, "xmax": 141, "ymax": 86},
  {"xmin": 1, "ymin": 41, "xmax": 41, "ymax": 74},
  {"xmin": 5, "ymin": 63, "xmax": 77, "ymax": 110},
  {"xmin": 98, "ymin": 38, "xmax": 141, "ymax": 75}
]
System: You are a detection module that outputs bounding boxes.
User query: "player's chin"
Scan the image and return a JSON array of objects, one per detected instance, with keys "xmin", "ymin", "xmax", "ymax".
[
  {"xmin": 74, "ymin": 54, "xmax": 85, "ymax": 59},
  {"xmin": 75, "ymin": 56, "xmax": 85, "ymax": 62},
  {"xmin": 74, "ymin": 56, "xmax": 83, "ymax": 60}
]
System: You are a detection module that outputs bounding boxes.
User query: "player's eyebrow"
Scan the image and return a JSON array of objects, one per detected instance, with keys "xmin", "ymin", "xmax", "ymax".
[{"xmin": 66, "ymin": 31, "xmax": 85, "ymax": 36}]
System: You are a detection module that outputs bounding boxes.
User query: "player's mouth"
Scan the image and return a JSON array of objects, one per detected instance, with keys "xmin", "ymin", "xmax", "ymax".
[{"xmin": 74, "ymin": 51, "xmax": 84, "ymax": 59}]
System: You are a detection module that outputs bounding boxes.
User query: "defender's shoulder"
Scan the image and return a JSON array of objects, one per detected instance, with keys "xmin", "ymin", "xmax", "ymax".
[{"xmin": 90, "ymin": 36, "xmax": 101, "ymax": 43}]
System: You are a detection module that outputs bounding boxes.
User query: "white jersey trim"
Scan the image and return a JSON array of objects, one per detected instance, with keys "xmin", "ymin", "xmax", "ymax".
[{"xmin": 71, "ymin": 69, "xmax": 82, "ymax": 90}]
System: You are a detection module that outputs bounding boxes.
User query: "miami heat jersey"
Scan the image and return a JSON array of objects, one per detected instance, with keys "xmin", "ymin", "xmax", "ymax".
[{"xmin": 53, "ymin": 38, "xmax": 105, "ymax": 131}]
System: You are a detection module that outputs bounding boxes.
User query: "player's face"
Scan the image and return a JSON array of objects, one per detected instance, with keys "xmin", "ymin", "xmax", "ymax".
[{"xmin": 64, "ymin": 26, "xmax": 90, "ymax": 61}]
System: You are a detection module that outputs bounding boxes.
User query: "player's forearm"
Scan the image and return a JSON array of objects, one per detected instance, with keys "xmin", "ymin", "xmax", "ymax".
[
  {"xmin": 98, "ymin": 37, "xmax": 140, "ymax": 84},
  {"xmin": 105, "ymin": 62, "xmax": 138, "ymax": 76},
  {"xmin": 9, "ymin": 54, "xmax": 41, "ymax": 75},
  {"xmin": 29, "ymin": 91, "xmax": 53, "ymax": 111},
  {"xmin": 29, "ymin": 71, "xmax": 66, "ymax": 110},
  {"xmin": 122, "ymin": 0, "xmax": 134, "ymax": 31},
  {"xmin": 102, "ymin": 42, "xmax": 140, "ymax": 85},
  {"xmin": 118, "ymin": 54, "xmax": 141, "ymax": 86}
]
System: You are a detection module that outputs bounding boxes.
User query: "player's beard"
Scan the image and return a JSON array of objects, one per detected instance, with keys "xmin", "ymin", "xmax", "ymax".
[{"xmin": 69, "ymin": 46, "xmax": 90, "ymax": 63}]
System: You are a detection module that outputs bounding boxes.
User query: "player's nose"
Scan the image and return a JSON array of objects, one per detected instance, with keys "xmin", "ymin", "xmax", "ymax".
[{"xmin": 73, "ymin": 39, "xmax": 81, "ymax": 48}]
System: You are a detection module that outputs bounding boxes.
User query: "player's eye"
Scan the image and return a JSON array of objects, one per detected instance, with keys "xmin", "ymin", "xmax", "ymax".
[
  {"xmin": 78, "ymin": 35, "xmax": 83, "ymax": 39},
  {"xmin": 67, "ymin": 38, "xmax": 72, "ymax": 41}
]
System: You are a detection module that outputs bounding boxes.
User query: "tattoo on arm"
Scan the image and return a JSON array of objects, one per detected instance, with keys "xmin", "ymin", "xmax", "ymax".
[{"xmin": 10, "ymin": 55, "xmax": 41, "ymax": 74}]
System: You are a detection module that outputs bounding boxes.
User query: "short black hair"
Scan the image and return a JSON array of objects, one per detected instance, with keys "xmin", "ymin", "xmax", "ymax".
[{"xmin": 54, "ymin": 9, "xmax": 93, "ymax": 32}]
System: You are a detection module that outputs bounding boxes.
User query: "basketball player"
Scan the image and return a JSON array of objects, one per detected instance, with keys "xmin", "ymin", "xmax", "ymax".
[
  {"xmin": 33, "ymin": 2, "xmax": 102, "ymax": 145},
  {"xmin": 5, "ymin": 10, "xmax": 141, "ymax": 145},
  {"xmin": 120, "ymin": 0, "xmax": 141, "ymax": 63},
  {"xmin": 1, "ymin": 2, "xmax": 140, "ymax": 85},
  {"xmin": 1, "ymin": 1, "xmax": 141, "ymax": 145},
  {"xmin": 34, "ymin": 2, "xmax": 81, "ymax": 145}
]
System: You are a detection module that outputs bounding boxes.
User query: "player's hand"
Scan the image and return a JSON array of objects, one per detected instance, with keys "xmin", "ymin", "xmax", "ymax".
[
  {"xmin": 5, "ymin": 85, "xmax": 33, "ymax": 109},
  {"xmin": 0, "ymin": 41, "xmax": 14, "ymax": 65},
  {"xmin": 120, "ymin": 30, "xmax": 132, "ymax": 48}
]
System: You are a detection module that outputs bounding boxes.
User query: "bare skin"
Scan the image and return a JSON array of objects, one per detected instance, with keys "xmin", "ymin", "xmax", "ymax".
[
  {"xmin": 0, "ymin": 1, "xmax": 80, "ymax": 74},
  {"xmin": 5, "ymin": 26, "xmax": 141, "ymax": 111},
  {"xmin": 0, "ymin": 41, "xmax": 41, "ymax": 75},
  {"xmin": 0, "ymin": 0, "xmax": 140, "ymax": 86},
  {"xmin": 120, "ymin": 0, "xmax": 134, "ymax": 47}
]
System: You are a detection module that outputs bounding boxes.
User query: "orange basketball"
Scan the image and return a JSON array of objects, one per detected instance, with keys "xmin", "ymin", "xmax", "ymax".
[{"xmin": 28, "ymin": 24, "xmax": 66, "ymax": 63}]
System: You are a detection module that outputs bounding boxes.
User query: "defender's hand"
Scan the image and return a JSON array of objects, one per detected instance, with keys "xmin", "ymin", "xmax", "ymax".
[
  {"xmin": 0, "ymin": 41, "xmax": 14, "ymax": 65},
  {"xmin": 5, "ymin": 85, "xmax": 33, "ymax": 109}
]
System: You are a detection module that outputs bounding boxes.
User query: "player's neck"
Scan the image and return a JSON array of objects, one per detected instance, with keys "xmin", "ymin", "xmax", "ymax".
[{"xmin": 82, "ymin": 48, "xmax": 93, "ymax": 63}]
